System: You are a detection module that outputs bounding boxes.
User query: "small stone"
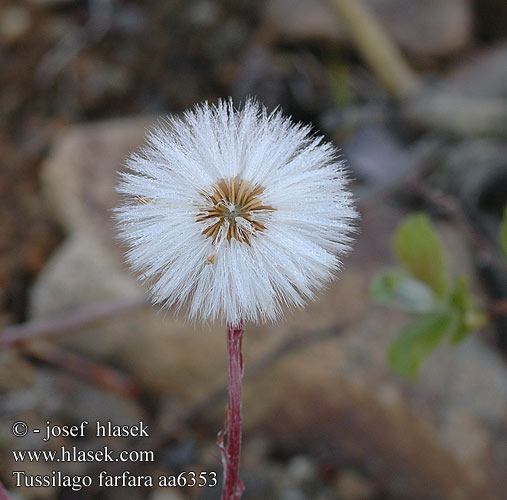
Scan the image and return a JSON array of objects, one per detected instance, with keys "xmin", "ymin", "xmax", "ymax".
[
  {"xmin": 280, "ymin": 488, "xmax": 308, "ymax": 500},
  {"xmin": 186, "ymin": 0, "xmax": 221, "ymax": 28},
  {"xmin": 446, "ymin": 40, "xmax": 507, "ymax": 99},
  {"xmin": 148, "ymin": 489, "xmax": 185, "ymax": 500},
  {"xmin": 239, "ymin": 465, "xmax": 280, "ymax": 500},
  {"xmin": 262, "ymin": 0, "xmax": 344, "ymax": 45},
  {"xmin": 80, "ymin": 61, "xmax": 132, "ymax": 104},
  {"xmin": 441, "ymin": 412, "xmax": 489, "ymax": 463},
  {"xmin": 0, "ymin": 6, "xmax": 31, "ymax": 45},
  {"xmin": 112, "ymin": 4, "xmax": 147, "ymax": 35},
  {"xmin": 25, "ymin": 0, "xmax": 74, "ymax": 7},
  {"xmin": 343, "ymin": 124, "xmax": 416, "ymax": 190},
  {"xmin": 372, "ymin": 0, "xmax": 472, "ymax": 59},
  {"xmin": 262, "ymin": 0, "xmax": 472, "ymax": 59},
  {"xmin": 56, "ymin": 377, "xmax": 146, "ymax": 427},
  {"xmin": 242, "ymin": 435, "xmax": 271, "ymax": 467},
  {"xmin": 334, "ymin": 469, "xmax": 375, "ymax": 500},
  {"xmin": 0, "ymin": 351, "xmax": 35, "ymax": 391},
  {"xmin": 287, "ymin": 455, "xmax": 318, "ymax": 485},
  {"xmin": 41, "ymin": 117, "xmax": 154, "ymax": 251},
  {"xmin": 1, "ymin": 371, "xmax": 63, "ymax": 430}
]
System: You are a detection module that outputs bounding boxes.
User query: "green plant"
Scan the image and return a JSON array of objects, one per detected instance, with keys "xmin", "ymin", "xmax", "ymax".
[{"xmin": 370, "ymin": 213, "xmax": 486, "ymax": 379}]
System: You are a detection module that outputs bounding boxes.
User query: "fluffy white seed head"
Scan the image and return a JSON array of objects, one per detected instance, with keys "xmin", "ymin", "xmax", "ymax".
[{"xmin": 115, "ymin": 99, "xmax": 358, "ymax": 325}]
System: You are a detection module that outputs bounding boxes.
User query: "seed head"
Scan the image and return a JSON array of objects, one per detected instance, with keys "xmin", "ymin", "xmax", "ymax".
[{"xmin": 116, "ymin": 99, "xmax": 357, "ymax": 324}]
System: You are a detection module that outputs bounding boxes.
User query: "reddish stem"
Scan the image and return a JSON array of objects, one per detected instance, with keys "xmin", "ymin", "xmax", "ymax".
[
  {"xmin": 217, "ymin": 320, "xmax": 245, "ymax": 500},
  {"xmin": 0, "ymin": 479, "xmax": 12, "ymax": 500}
]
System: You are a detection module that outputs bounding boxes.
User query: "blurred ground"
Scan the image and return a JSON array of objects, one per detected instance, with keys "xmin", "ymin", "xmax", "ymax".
[{"xmin": 1, "ymin": 1, "xmax": 506, "ymax": 499}]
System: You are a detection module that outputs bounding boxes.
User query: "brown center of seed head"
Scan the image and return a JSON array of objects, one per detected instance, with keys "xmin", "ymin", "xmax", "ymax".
[{"xmin": 196, "ymin": 176, "xmax": 275, "ymax": 252}]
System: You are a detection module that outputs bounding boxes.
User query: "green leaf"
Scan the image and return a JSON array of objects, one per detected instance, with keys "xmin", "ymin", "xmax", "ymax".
[
  {"xmin": 449, "ymin": 277, "xmax": 487, "ymax": 344},
  {"xmin": 388, "ymin": 311, "xmax": 453, "ymax": 380},
  {"xmin": 500, "ymin": 205, "xmax": 507, "ymax": 263},
  {"xmin": 370, "ymin": 269, "xmax": 441, "ymax": 313},
  {"xmin": 394, "ymin": 213, "xmax": 449, "ymax": 298}
]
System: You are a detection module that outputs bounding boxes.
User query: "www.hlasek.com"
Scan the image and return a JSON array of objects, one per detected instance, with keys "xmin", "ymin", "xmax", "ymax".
[
  {"xmin": 10, "ymin": 419, "xmax": 217, "ymax": 491},
  {"xmin": 13, "ymin": 445, "xmax": 154, "ymax": 463}
]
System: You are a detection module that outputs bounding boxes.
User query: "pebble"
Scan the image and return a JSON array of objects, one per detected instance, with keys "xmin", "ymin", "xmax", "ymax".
[
  {"xmin": 262, "ymin": 0, "xmax": 472, "ymax": 60},
  {"xmin": 287, "ymin": 455, "xmax": 318, "ymax": 485},
  {"xmin": 0, "ymin": 6, "xmax": 31, "ymax": 45},
  {"xmin": 334, "ymin": 469, "xmax": 375, "ymax": 500}
]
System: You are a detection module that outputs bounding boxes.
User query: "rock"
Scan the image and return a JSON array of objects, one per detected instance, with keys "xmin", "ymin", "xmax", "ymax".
[
  {"xmin": 29, "ymin": 232, "xmax": 228, "ymax": 400},
  {"xmin": 0, "ymin": 365, "xmax": 147, "ymax": 497},
  {"xmin": 148, "ymin": 489, "xmax": 185, "ymax": 500},
  {"xmin": 401, "ymin": 42, "xmax": 507, "ymax": 138},
  {"xmin": 0, "ymin": 6, "xmax": 31, "ymax": 45},
  {"xmin": 56, "ymin": 376, "xmax": 147, "ymax": 426},
  {"xmin": 0, "ymin": 368, "xmax": 145, "ymax": 446},
  {"xmin": 446, "ymin": 40, "xmax": 507, "ymax": 99},
  {"xmin": 241, "ymin": 435, "xmax": 271, "ymax": 468},
  {"xmin": 287, "ymin": 455, "xmax": 317, "ymax": 486},
  {"xmin": 79, "ymin": 61, "xmax": 133, "ymax": 108},
  {"xmin": 342, "ymin": 124, "xmax": 416, "ymax": 190},
  {"xmin": 237, "ymin": 465, "xmax": 280, "ymax": 500},
  {"xmin": 0, "ymin": 350, "xmax": 35, "ymax": 391},
  {"xmin": 319, "ymin": 105, "xmax": 389, "ymax": 139},
  {"xmin": 42, "ymin": 118, "xmax": 154, "ymax": 252},
  {"xmin": 334, "ymin": 469, "xmax": 375, "ymax": 500},
  {"xmin": 31, "ymin": 118, "xmax": 507, "ymax": 499},
  {"xmin": 158, "ymin": 438, "xmax": 197, "ymax": 470},
  {"xmin": 285, "ymin": 455, "xmax": 319, "ymax": 499},
  {"xmin": 406, "ymin": 92, "xmax": 507, "ymax": 139},
  {"xmin": 261, "ymin": 0, "xmax": 472, "ymax": 60},
  {"xmin": 262, "ymin": 0, "xmax": 346, "ymax": 46},
  {"xmin": 111, "ymin": 4, "xmax": 147, "ymax": 36},
  {"xmin": 370, "ymin": 0, "xmax": 472, "ymax": 59},
  {"xmin": 279, "ymin": 488, "xmax": 307, "ymax": 500},
  {"xmin": 25, "ymin": 0, "xmax": 74, "ymax": 7},
  {"xmin": 186, "ymin": 0, "xmax": 221, "ymax": 28}
]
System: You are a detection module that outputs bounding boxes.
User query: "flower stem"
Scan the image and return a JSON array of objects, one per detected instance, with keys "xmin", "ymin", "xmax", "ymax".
[
  {"xmin": 218, "ymin": 320, "xmax": 245, "ymax": 500},
  {"xmin": 0, "ymin": 479, "xmax": 12, "ymax": 500}
]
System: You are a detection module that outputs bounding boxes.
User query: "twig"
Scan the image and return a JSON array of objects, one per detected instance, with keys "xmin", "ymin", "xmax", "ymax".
[
  {"xmin": 23, "ymin": 340, "xmax": 137, "ymax": 397},
  {"xmin": 0, "ymin": 295, "xmax": 148, "ymax": 346},
  {"xmin": 329, "ymin": 0, "xmax": 419, "ymax": 98}
]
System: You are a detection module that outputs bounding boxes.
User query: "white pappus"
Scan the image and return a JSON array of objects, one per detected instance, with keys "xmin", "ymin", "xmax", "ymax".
[{"xmin": 115, "ymin": 99, "xmax": 358, "ymax": 325}]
